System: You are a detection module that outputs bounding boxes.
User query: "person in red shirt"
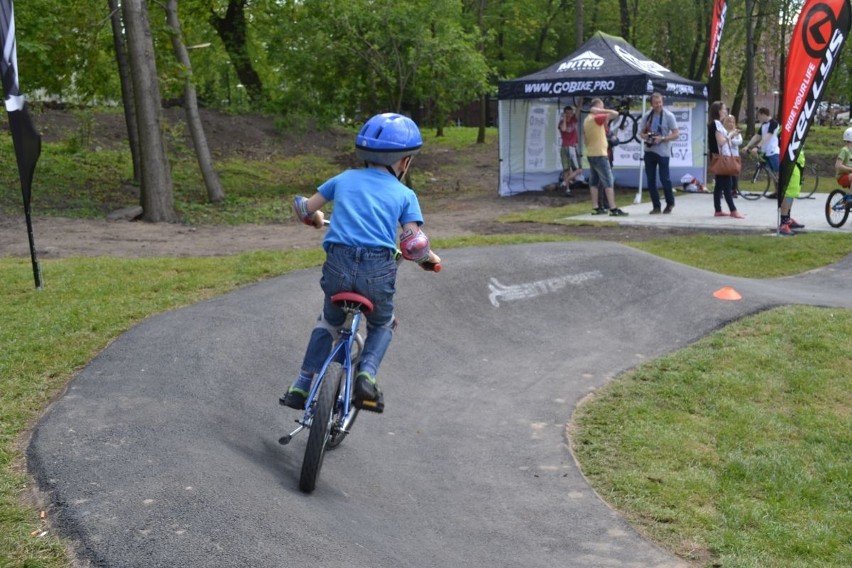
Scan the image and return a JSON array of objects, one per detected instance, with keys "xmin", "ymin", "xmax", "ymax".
[{"xmin": 558, "ymin": 105, "xmax": 581, "ymax": 195}]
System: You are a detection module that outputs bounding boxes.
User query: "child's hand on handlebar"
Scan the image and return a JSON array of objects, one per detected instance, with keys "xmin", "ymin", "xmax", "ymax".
[{"xmin": 310, "ymin": 210, "xmax": 325, "ymax": 228}]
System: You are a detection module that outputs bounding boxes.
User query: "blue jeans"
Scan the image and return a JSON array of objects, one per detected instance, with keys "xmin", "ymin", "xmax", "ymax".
[
  {"xmin": 588, "ymin": 156, "xmax": 613, "ymax": 189},
  {"xmin": 301, "ymin": 244, "xmax": 397, "ymax": 378},
  {"xmin": 644, "ymin": 152, "xmax": 674, "ymax": 209}
]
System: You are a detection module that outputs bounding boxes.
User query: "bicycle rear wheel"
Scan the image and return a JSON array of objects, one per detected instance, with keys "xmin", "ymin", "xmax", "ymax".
[
  {"xmin": 299, "ymin": 362, "xmax": 342, "ymax": 493},
  {"xmin": 825, "ymin": 189, "xmax": 850, "ymax": 228},
  {"xmin": 797, "ymin": 165, "xmax": 819, "ymax": 199}
]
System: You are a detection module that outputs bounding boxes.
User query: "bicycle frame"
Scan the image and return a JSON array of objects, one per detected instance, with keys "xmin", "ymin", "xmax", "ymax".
[{"xmin": 280, "ymin": 305, "xmax": 363, "ymax": 444}]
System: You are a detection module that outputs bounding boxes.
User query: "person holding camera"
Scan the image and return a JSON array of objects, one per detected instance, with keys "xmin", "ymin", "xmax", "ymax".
[{"xmin": 639, "ymin": 93, "xmax": 679, "ymax": 214}]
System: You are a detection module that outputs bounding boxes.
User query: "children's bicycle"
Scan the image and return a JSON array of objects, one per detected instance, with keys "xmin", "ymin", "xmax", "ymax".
[
  {"xmin": 825, "ymin": 188, "xmax": 852, "ymax": 228},
  {"xmin": 279, "ymin": 248, "xmax": 441, "ymax": 493}
]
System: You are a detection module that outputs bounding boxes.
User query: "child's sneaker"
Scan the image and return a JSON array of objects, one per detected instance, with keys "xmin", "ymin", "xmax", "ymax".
[
  {"xmin": 354, "ymin": 372, "xmax": 384, "ymax": 413},
  {"xmin": 778, "ymin": 223, "xmax": 796, "ymax": 236},
  {"xmin": 279, "ymin": 386, "xmax": 308, "ymax": 409},
  {"xmin": 788, "ymin": 218, "xmax": 805, "ymax": 229},
  {"xmin": 609, "ymin": 208, "xmax": 629, "ymax": 216},
  {"xmin": 591, "ymin": 207, "xmax": 608, "ymax": 215}
]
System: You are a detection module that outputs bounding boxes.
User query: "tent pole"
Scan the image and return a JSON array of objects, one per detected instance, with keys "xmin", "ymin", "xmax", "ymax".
[{"xmin": 634, "ymin": 96, "xmax": 647, "ymax": 204}]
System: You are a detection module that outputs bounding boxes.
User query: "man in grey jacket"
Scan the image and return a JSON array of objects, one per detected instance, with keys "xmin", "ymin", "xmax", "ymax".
[{"xmin": 640, "ymin": 92, "xmax": 680, "ymax": 214}]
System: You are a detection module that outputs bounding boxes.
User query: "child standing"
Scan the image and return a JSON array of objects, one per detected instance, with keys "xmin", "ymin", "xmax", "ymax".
[
  {"xmin": 722, "ymin": 115, "xmax": 742, "ymax": 197},
  {"xmin": 778, "ymin": 149, "xmax": 806, "ymax": 236},
  {"xmin": 281, "ymin": 113, "xmax": 440, "ymax": 413}
]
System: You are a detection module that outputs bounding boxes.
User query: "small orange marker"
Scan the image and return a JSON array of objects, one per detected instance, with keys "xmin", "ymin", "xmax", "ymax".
[{"xmin": 713, "ymin": 286, "xmax": 742, "ymax": 301}]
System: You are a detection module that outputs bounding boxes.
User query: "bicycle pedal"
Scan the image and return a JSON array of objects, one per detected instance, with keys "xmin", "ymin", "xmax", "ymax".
[{"xmin": 354, "ymin": 398, "xmax": 384, "ymax": 413}]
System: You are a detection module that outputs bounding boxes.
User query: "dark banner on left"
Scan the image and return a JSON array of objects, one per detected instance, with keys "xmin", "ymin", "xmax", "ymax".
[
  {"xmin": 778, "ymin": 0, "xmax": 852, "ymax": 205},
  {"xmin": 1, "ymin": 0, "xmax": 44, "ymax": 288}
]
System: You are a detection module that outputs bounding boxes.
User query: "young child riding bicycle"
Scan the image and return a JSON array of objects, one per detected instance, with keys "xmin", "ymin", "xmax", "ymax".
[
  {"xmin": 281, "ymin": 113, "xmax": 439, "ymax": 414},
  {"xmin": 835, "ymin": 127, "xmax": 852, "ymax": 197}
]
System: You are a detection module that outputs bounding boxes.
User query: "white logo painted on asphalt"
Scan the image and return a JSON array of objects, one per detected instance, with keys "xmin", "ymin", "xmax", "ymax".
[{"xmin": 488, "ymin": 271, "xmax": 603, "ymax": 307}]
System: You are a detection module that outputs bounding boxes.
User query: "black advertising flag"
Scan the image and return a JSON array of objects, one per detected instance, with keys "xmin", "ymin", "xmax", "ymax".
[
  {"xmin": 0, "ymin": 0, "xmax": 43, "ymax": 288},
  {"xmin": 778, "ymin": 0, "xmax": 851, "ymax": 207}
]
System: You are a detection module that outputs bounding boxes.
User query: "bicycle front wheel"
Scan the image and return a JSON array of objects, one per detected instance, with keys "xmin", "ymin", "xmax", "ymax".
[
  {"xmin": 797, "ymin": 165, "xmax": 819, "ymax": 199},
  {"xmin": 299, "ymin": 362, "xmax": 342, "ymax": 493},
  {"xmin": 825, "ymin": 189, "xmax": 850, "ymax": 228},
  {"xmin": 613, "ymin": 113, "xmax": 638, "ymax": 144}
]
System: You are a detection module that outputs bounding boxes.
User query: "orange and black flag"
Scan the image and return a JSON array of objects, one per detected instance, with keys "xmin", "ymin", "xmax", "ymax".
[
  {"xmin": 778, "ymin": 0, "xmax": 851, "ymax": 207},
  {"xmin": 1, "ymin": 0, "xmax": 43, "ymax": 288},
  {"xmin": 708, "ymin": 0, "xmax": 727, "ymax": 81}
]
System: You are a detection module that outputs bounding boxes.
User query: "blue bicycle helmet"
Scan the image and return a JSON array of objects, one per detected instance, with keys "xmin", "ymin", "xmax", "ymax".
[{"xmin": 355, "ymin": 113, "xmax": 423, "ymax": 166}]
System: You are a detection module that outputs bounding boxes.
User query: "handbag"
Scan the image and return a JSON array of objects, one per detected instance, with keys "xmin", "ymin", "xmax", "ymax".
[{"xmin": 709, "ymin": 141, "xmax": 741, "ymax": 176}]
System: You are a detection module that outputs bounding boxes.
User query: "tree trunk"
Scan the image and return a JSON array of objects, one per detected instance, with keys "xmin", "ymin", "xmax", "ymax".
[
  {"xmin": 107, "ymin": 0, "xmax": 141, "ymax": 183},
  {"xmin": 209, "ymin": 0, "xmax": 263, "ymax": 103},
  {"xmin": 575, "ymin": 0, "xmax": 583, "ymax": 47},
  {"xmin": 166, "ymin": 0, "xmax": 225, "ymax": 203},
  {"xmin": 123, "ymin": 0, "xmax": 177, "ymax": 223},
  {"xmin": 618, "ymin": 0, "xmax": 630, "ymax": 42}
]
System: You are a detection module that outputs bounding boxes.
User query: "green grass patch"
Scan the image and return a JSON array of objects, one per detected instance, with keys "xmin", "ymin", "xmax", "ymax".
[
  {"xmin": 629, "ymin": 232, "xmax": 852, "ymax": 277},
  {"xmin": 572, "ymin": 306, "xmax": 852, "ymax": 566}
]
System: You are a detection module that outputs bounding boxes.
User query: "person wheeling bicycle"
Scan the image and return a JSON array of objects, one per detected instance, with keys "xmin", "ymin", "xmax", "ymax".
[
  {"xmin": 742, "ymin": 107, "xmax": 781, "ymax": 198},
  {"xmin": 281, "ymin": 113, "xmax": 438, "ymax": 414}
]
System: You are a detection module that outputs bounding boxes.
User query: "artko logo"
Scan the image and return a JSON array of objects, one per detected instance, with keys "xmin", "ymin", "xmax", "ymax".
[{"xmin": 556, "ymin": 51, "xmax": 604, "ymax": 72}]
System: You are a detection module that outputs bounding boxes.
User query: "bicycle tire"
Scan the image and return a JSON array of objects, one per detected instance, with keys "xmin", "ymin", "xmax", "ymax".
[
  {"xmin": 825, "ymin": 189, "xmax": 850, "ymax": 228},
  {"xmin": 797, "ymin": 164, "xmax": 819, "ymax": 199},
  {"xmin": 299, "ymin": 362, "xmax": 342, "ymax": 493},
  {"xmin": 612, "ymin": 113, "xmax": 638, "ymax": 145},
  {"xmin": 763, "ymin": 171, "xmax": 776, "ymax": 198},
  {"xmin": 739, "ymin": 186, "xmax": 762, "ymax": 200}
]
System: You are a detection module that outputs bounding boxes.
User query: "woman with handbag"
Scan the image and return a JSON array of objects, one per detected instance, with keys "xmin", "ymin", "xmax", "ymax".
[{"xmin": 708, "ymin": 101, "xmax": 745, "ymax": 218}]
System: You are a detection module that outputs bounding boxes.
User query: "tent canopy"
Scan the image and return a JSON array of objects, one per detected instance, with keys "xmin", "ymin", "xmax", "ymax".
[
  {"xmin": 498, "ymin": 31, "xmax": 707, "ymax": 101},
  {"xmin": 497, "ymin": 32, "xmax": 708, "ymax": 197}
]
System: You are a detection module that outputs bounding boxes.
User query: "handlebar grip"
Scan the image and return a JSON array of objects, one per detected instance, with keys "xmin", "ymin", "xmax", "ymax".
[{"xmin": 420, "ymin": 250, "xmax": 442, "ymax": 272}]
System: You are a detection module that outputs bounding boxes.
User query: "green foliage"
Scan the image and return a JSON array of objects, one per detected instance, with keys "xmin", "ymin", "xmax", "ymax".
[{"xmin": 11, "ymin": 0, "xmax": 852, "ymax": 127}]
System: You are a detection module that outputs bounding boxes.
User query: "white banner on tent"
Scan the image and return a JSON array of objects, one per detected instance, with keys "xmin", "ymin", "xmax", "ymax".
[
  {"xmin": 525, "ymin": 104, "xmax": 550, "ymax": 171},
  {"xmin": 613, "ymin": 106, "xmax": 694, "ymax": 168}
]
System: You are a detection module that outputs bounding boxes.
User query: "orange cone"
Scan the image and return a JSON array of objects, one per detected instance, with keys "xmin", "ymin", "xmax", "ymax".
[{"xmin": 713, "ymin": 286, "xmax": 742, "ymax": 301}]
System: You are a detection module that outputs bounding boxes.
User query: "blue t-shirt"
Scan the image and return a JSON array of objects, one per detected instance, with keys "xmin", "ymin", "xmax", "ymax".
[{"xmin": 318, "ymin": 167, "xmax": 423, "ymax": 252}]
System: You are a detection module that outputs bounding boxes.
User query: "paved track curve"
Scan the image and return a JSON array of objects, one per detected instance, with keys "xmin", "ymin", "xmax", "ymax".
[{"xmin": 28, "ymin": 242, "xmax": 852, "ymax": 568}]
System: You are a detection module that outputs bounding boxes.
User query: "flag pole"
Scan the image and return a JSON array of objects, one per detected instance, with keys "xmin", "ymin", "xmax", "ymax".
[{"xmin": 23, "ymin": 193, "xmax": 42, "ymax": 288}]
